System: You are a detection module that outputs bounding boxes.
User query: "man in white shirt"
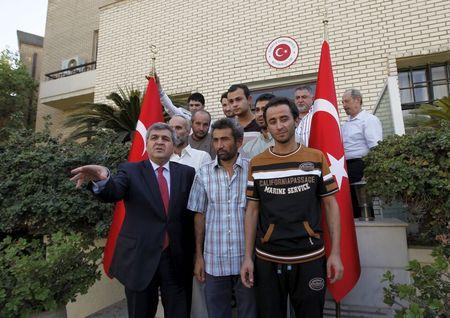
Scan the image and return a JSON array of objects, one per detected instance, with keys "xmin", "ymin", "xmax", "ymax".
[
  {"xmin": 294, "ymin": 85, "xmax": 315, "ymax": 146},
  {"xmin": 169, "ymin": 115, "xmax": 211, "ymax": 171},
  {"xmin": 341, "ymin": 89, "xmax": 382, "ymax": 218},
  {"xmin": 157, "ymin": 75, "xmax": 205, "ymax": 120}
]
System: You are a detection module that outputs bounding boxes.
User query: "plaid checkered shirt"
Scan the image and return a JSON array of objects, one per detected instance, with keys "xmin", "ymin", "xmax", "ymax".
[{"xmin": 187, "ymin": 155, "xmax": 249, "ymax": 276}]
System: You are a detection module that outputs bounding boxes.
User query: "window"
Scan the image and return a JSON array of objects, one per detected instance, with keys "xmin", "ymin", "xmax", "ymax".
[
  {"xmin": 398, "ymin": 62, "xmax": 450, "ymax": 109},
  {"xmin": 250, "ymin": 82, "xmax": 316, "ymax": 109},
  {"xmin": 92, "ymin": 30, "xmax": 99, "ymax": 62}
]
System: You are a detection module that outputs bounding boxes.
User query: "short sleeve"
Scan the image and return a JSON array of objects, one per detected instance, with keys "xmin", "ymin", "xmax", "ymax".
[
  {"xmin": 364, "ymin": 115, "xmax": 383, "ymax": 149},
  {"xmin": 187, "ymin": 168, "xmax": 208, "ymax": 213},
  {"xmin": 318, "ymin": 152, "xmax": 339, "ymax": 197}
]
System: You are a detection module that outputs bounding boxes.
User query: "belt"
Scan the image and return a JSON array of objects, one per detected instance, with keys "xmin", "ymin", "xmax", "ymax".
[{"xmin": 346, "ymin": 158, "xmax": 363, "ymax": 163}]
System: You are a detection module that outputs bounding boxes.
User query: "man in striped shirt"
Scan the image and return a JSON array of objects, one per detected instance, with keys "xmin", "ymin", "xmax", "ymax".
[
  {"xmin": 294, "ymin": 85, "xmax": 315, "ymax": 146},
  {"xmin": 240, "ymin": 97, "xmax": 343, "ymax": 318},
  {"xmin": 188, "ymin": 118, "xmax": 257, "ymax": 318}
]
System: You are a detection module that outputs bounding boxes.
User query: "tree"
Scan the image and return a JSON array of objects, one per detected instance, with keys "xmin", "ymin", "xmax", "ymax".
[
  {"xmin": 64, "ymin": 88, "xmax": 143, "ymax": 143},
  {"xmin": 0, "ymin": 49, "xmax": 38, "ymax": 130},
  {"xmin": 0, "ymin": 119, "xmax": 129, "ymax": 238}
]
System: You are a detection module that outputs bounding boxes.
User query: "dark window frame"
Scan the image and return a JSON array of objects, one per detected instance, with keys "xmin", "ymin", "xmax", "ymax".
[{"xmin": 398, "ymin": 61, "xmax": 450, "ymax": 110}]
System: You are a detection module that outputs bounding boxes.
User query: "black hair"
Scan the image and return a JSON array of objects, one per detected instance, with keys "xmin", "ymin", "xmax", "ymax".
[
  {"xmin": 187, "ymin": 92, "xmax": 205, "ymax": 105},
  {"xmin": 263, "ymin": 97, "xmax": 299, "ymax": 122},
  {"xmin": 220, "ymin": 92, "xmax": 228, "ymax": 101},
  {"xmin": 255, "ymin": 93, "xmax": 275, "ymax": 104},
  {"xmin": 227, "ymin": 84, "xmax": 250, "ymax": 98},
  {"xmin": 211, "ymin": 117, "xmax": 244, "ymax": 141}
]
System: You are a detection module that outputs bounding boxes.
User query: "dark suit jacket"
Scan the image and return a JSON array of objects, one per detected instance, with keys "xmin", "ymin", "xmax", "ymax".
[{"xmin": 93, "ymin": 160, "xmax": 196, "ymax": 291}]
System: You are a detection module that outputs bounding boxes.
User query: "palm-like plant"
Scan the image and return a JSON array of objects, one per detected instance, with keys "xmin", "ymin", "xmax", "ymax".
[
  {"xmin": 64, "ymin": 88, "xmax": 142, "ymax": 143},
  {"xmin": 409, "ymin": 96, "xmax": 450, "ymax": 129}
]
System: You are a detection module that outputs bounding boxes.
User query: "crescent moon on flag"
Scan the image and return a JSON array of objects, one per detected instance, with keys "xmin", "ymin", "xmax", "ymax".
[
  {"xmin": 136, "ymin": 120, "xmax": 148, "ymax": 157},
  {"xmin": 275, "ymin": 47, "xmax": 284, "ymax": 57},
  {"xmin": 311, "ymin": 98, "xmax": 342, "ymax": 134}
]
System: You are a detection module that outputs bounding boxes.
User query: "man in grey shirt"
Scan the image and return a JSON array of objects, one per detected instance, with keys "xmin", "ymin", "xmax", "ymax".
[{"xmin": 189, "ymin": 110, "xmax": 216, "ymax": 159}]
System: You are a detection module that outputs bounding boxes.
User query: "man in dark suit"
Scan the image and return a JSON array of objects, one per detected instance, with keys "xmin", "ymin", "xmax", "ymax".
[{"xmin": 71, "ymin": 123, "xmax": 196, "ymax": 318}]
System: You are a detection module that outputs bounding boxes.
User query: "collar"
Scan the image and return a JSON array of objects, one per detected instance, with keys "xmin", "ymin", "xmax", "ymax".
[
  {"xmin": 213, "ymin": 153, "xmax": 245, "ymax": 169},
  {"xmin": 149, "ymin": 159, "xmax": 170, "ymax": 172},
  {"xmin": 261, "ymin": 131, "xmax": 273, "ymax": 141},
  {"xmin": 173, "ymin": 144, "xmax": 193, "ymax": 159},
  {"xmin": 348, "ymin": 109, "xmax": 366, "ymax": 121}
]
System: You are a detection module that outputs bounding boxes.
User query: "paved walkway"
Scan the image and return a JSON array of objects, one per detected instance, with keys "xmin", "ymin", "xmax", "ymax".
[{"xmin": 88, "ymin": 299, "xmax": 393, "ymax": 317}]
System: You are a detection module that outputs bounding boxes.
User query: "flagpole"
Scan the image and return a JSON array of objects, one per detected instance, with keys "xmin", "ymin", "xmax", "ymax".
[
  {"xmin": 322, "ymin": 0, "xmax": 329, "ymax": 42},
  {"xmin": 147, "ymin": 44, "xmax": 158, "ymax": 79}
]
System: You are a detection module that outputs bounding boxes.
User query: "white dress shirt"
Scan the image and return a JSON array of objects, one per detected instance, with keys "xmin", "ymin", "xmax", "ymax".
[
  {"xmin": 160, "ymin": 90, "xmax": 191, "ymax": 120},
  {"xmin": 170, "ymin": 145, "xmax": 211, "ymax": 171},
  {"xmin": 342, "ymin": 110, "xmax": 382, "ymax": 160}
]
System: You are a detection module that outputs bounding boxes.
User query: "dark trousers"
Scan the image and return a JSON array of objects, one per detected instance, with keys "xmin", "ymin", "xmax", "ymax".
[
  {"xmin": 125, "ymin": 249, "xmax": 192, "ymax": 318},
  {"xmin": 255, "ymin": 256, "xmax": 326, "ymax": 318},
  {"xmin": 347, "ymin": 158, "xmax": 364, "ymax": 218},
  {"xmin": 204, "ymin": 273, "xmax": 257, "ymax": 318}
]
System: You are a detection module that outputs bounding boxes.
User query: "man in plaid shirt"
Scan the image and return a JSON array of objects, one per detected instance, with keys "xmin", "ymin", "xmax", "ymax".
[{"xmin": 187, "ymin": 118, "xmax": 257, "ymax": 318}]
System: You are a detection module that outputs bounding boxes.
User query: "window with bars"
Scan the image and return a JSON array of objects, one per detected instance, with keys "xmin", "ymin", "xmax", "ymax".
[{"xmin": 398, "ymin": 62, "xmax": 450, "ymax": 109}]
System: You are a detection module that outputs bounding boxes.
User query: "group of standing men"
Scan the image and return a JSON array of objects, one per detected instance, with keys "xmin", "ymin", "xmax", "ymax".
[{"xmin": 71, "ymin": 79, "xmax": 382, "ymax": 318}]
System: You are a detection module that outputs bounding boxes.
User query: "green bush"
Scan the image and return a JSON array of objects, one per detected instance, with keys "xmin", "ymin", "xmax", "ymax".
[
  {"xmin": 364, "ymin": 123, "xmax": 450, "ymax": 244},
  {"xmin": 382, "ymin": 244, "xmax": 449, "ymax": 318},
  {"xmin": 0, "ymin": 232, "xmax": 102, "ymax": 318},
  {"xmin": 0, "ymin": 122, "xmax": 129, "ymax": 238}
]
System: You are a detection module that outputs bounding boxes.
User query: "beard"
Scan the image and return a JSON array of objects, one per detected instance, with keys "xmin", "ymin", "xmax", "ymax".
[
  {"xmin": 193, "ymin": 130, "xmax": 207, "ymax": 139},
  {"xmin": 297, "ymin": 105, "xmax": 310, "ymax": 113},
  {"xmin": 174, "ymin": 134, "xmax": 188, "ymax": 147},
  {"xmin": 217, "ymin": 146, "xmax": 238, "ymax": 162},
  {"xmin": 272, "ymin": 127, "xmax": 296, "ymax": 144}
]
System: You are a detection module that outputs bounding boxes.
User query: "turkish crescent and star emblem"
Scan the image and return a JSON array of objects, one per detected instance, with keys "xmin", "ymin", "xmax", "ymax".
[
  {"xmin": 311, "ymin": 98, "xmax": 348, "ymax": 190},
  {"xmin": 265, "ymin": 36, "xmax": 299, "ymax": 69}
]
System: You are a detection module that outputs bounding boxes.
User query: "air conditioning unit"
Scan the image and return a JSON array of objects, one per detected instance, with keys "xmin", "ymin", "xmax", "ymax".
[{"xmin": 61, "ymin": 56, "xmax": 85, "ymax": 70}]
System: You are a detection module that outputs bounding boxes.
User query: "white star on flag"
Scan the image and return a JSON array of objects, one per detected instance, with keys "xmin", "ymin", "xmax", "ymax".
[{"xmin": 327, "ymin": 153, "xmax": 348, "ymax": 190}]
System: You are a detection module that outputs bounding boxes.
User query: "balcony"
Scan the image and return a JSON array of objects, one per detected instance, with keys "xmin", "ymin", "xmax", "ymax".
[{"xmin": 39, "ymin": 62, "xmax": 96, "ymax": 110}]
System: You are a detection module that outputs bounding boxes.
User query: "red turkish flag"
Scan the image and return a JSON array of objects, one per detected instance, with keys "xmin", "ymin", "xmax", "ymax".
[
  {"xmin": 103, "ymin": 76, "xmax": 164, "ymax": 276},
  {"xmin": 308, "ymin": 41, "xmax": 361, "ymax": 302}
]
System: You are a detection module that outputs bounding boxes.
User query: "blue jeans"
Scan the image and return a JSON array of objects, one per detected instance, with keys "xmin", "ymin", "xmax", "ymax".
[{"xmin": 205, "ymin": 274, "xmax": 257, "ymax": 318}]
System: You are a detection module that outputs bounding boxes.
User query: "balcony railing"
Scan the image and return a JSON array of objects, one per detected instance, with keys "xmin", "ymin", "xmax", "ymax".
[{"xmin": 45, "ymin": 61, "xmax": 96, "ymax": 80}]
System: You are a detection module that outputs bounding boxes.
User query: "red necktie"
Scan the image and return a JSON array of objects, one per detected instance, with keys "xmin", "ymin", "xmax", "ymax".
[{"xmin": 157, "ymin": 166, "xmax": 170, "ymax": 249}]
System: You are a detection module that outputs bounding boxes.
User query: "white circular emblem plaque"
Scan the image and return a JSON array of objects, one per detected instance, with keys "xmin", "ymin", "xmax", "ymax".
[{"xmin": 265, "ymin": 36, "xmax": 299, "ymax": 69}]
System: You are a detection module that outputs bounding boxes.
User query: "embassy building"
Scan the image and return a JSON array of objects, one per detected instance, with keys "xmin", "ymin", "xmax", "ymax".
[
  {"xmin": 34, "ymin": 0, "xmax": 450, "ymax": 316},
  {"xmin": 37, "ymin": 0, "xmax": 450, "ymax": 138}
]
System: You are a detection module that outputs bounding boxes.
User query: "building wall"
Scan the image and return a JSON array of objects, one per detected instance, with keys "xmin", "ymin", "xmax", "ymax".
[
  {"xmin": 19, "ymin": 43, "xmax": 44, "ymax": 82},
  {"xmin": 40, "ymin": 0, "xmax": 113, "ymax": 80},
  {"xmin": 94, "ymin": 0, "xmax": 450, "ymax": 120},
  {"xmin": 36, "ymin": 0, "xmax": 114, "ymax": 133},
  {"xmin": 373, "ymin": 85, "xmax": 395, "ymax": 137}
]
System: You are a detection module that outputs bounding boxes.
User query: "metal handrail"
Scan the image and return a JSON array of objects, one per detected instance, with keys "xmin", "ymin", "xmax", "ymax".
[{"xmin": 45, "ymin": 61, "xmax": 96, "ymax": 80}]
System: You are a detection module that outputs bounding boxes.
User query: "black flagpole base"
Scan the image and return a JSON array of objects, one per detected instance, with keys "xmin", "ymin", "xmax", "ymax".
[{"xmin": 335, "ymin": 301, "xmax": 341, "ymax": 318}]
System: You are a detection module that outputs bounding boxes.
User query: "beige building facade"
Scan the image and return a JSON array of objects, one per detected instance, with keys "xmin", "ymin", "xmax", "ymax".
[
  {"xmin": 36, "ymin": 0, "xmax": 113, "ymax": 133},
  {"xmin": 37, "ymin": 0, "xmax": 450, "ymax": 136},
  {"xmin": 34, "ymin": 1, "xmax": 450, "ymax": 315},
  {"xmin": 17, "ymin": 30, "xmax": 44, "ymax": 82}
]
